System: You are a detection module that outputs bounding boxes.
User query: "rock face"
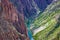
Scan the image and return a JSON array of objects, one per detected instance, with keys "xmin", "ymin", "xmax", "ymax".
[
  {"xmin": 0, "ymin": 0, "xmax": 53, "ymax": 40},
  {"xmin": 0, "ymin": 19, "xmax": 20, "ymax": 40},
  {"xmin": 34, "ymin": 0, "xmax": 52, "ymax": 11},
  {"xmin": 9, "ymin": 0, "xmax": 53, "ymax": 19},
  {"xmin": 0, "ymin": 0, "xmax": 29, "ymax": 40}
]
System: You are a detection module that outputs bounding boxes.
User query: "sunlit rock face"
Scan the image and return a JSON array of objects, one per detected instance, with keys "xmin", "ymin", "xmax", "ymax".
[
  {"xmin": 0, "ymin": 0, "xmax": 29, "ymax": 40},
  {"xmin": 0, "ymin": 19, "xmax": 21, "ymax": 40}
]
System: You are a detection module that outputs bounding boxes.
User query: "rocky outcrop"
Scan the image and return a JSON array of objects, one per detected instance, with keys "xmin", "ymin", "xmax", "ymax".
[
  {"xmin": 0, "ymin": 18, "xmax": 20, "ymax": 40},
  {"xmin": 0, "ymin": 0, "xmax": 29, "ymax": 40}
]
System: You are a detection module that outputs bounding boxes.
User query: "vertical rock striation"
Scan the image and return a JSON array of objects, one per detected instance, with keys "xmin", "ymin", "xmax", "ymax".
[{"xmin": 0, "ymin": 0, "xmax": 29, "ymax": 40}]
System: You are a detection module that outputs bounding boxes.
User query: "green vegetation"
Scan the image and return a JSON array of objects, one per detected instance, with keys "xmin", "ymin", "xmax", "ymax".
[{"xmin": 32, "ymin": 0, "xmax": 60, "ymax": 40}]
